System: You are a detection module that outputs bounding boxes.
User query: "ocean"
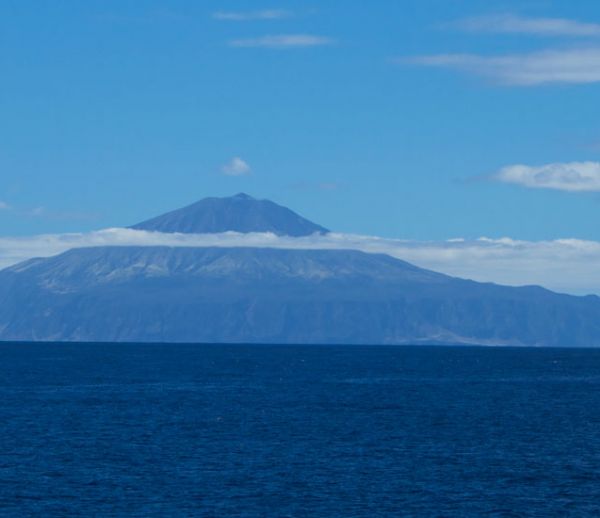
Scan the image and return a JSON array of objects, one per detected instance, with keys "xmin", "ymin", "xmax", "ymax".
[{"xmin": 1, "ymin": 343, "xmax": 599, "ymax": 516}]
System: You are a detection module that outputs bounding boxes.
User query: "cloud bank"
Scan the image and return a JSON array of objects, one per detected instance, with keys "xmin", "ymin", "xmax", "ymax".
[
  {"xmin": 494, "ymin": 161, "xmax": 600, "ymax": 192},
  {"xmin": 404, "ymin": 48, "xmax": 600, "ymax": 85},
  {"xmin": 458, "ymin": 14, "xmax": 600, "ymax": 37},
  {"xmin": 229, "ymin": 35, "xmax": 334, "ymax": 48},
  {"xmin": 2, "ymin": 228, "xmax": 600, "ymax": 296}
]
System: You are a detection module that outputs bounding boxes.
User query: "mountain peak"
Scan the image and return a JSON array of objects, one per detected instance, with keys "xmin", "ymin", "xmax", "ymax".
[
  {"xmin": 232, "ymin": 192, "xmax": 254, "ymax": 200},
  {"xmin": 131, "ymin": 194, "xmax": 329, "ymax": 236}
]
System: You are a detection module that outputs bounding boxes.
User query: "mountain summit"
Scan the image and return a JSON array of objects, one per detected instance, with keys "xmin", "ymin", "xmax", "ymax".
[{"xmin": 131, "ymin": 193, "xmax": 329, "ymax": 236}]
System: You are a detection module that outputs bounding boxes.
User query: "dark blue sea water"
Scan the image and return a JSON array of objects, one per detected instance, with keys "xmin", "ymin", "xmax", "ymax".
[{"xmin": 1, "ymin": 344, "xmax": 600, "ymax": 516}]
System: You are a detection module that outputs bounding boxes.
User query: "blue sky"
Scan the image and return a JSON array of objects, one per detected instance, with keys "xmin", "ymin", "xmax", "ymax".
[{"xmin": 2, "ymin": 0, "xmax": 600, "ymax": 240}]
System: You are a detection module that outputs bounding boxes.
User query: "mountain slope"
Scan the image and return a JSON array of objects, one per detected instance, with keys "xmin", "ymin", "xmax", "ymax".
[
  {"xmin": 131, "ymin": 193, "xmax": 328, "ymax": 236},
  {"xmin": 1, "ymin": 246, "xmax": 599, "ymax": 346}
]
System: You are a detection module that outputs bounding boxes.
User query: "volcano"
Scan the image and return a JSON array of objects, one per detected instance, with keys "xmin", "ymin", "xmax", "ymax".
[{"xmin": 1, "ymin": 194, "xmax": 600, "ymax": 346}]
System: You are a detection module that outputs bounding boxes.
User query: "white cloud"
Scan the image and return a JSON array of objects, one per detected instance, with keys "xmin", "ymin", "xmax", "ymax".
[
  {"xmin": 229, "ymin": 34, "xmax": 334, "ymax": 48},
  {"xmin": 0, "ymin": 202, "xmax": 10, "ymax": 210},
  {"xmin": 2, "ymin": 228, "xmax": 600, "ymax": 295},
  {"xmin": 403, "ymin": 48, "xmax": 600, "ymax": 85},
  {"xmin": 213, "ymin": 9, "xmax": 291, "ymax": 21},
  {"xmin": 221, "ymin": 157, "xmax": 251, "ymax": 176},
  {"xmin": 458, "ymin": 14, "xmax": 600, "ymax": 37},
  {"xmin": 494, "ymin": 161, "xmax": 600, "ymax": 192}
]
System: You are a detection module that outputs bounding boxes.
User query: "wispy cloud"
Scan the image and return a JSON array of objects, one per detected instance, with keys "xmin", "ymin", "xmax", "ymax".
[
  {"xmin": 97, "ymin": 9, "xmax": 185, "ymax": 24},
  {"xmin": 221, "ymin": 157, "xmax": 251, "ymax": 176},
  {"xmin": 317, "ymin": 182, "xmax": 341, "ymax": 191},
  {"xmin": 403, "ymin": 48, "xmax": 600, "ymax": 85},
  {"xmin": 290, "ymin": 181, "xmax": 343, "ymax": 192},
  {"xmin": 457, "ymin": 14, "xmax": 600, "ymax": 37},
  {"xmin": 229, "ymin": 34, "xmax": 334, "ymax": 48},
  {"xmin": 213, "ymin": 9, "xmax": 292, "ymax": 21},
  {"xmin": 493, "ymin": 161, "xmax": 600, "ymax": 192},
  {"xmin": 2, "ymin": 229, "xmax": 600, "ymax": 295},
  {"xmin": 0, "ymin": 202, "xmax": 101, "ymax": 221},
  {"xmin": 27, "ymin": 207, "xmax": 46, "ymax": 217}
]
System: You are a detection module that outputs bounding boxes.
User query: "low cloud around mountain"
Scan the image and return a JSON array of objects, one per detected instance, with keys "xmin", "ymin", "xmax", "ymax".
[{"xmin": 1, "ymin": 228, "xmax": 599, "ymax": 296}]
